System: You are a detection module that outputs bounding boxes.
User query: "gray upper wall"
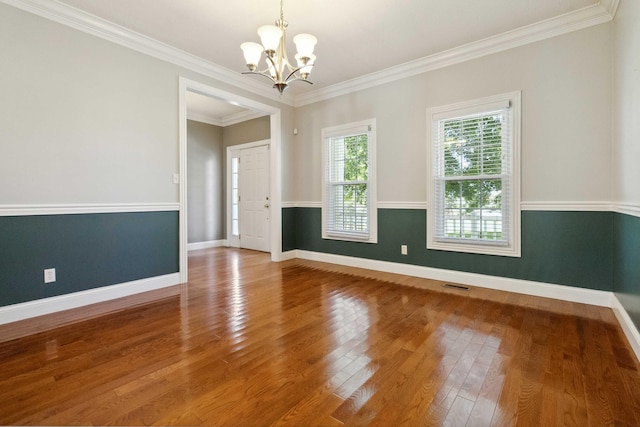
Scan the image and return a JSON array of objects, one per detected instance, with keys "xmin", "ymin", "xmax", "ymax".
[
  {"xmin": 187, "ymin": 117, "xmax": 271, "ymax": 244},
  {"xmin": 292, "ymin": 23, "xmax": 613, "ymax": 205},
  {"xmin": 613, "ymin": 0, "xmax": 640, "ymax": 206},
  {"xmin": 0, "ymin": 3, "xmax": 288, "ymax": 207},
  {"xmin": 223, "ymin": 116, "xmax": 271, "ymax": 148},
  {"xmin": 187, "ymin": 120, "xmax": 223, "ymax": 244},
  {"xmin": 612, "ymin": 0, "xmax": 640, "ymax": 329},
  {"xmin": 1, "ymin": 0, "xmax": 614, "ymax": 210}
]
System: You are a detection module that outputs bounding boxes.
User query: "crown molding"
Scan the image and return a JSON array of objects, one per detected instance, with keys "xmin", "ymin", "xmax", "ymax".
[
  {"xmin": 187, "ymin": 111, "xmax": 223, "ymax": 127},
  {"xmin": 0, "ymin": 0, "xmax": 295, "ymax": 106},
  {"xmin": 600, "ymin": 0, "xmax": 620, "ymax": 18},
  {"xmin": 222, "ymin": 109, "xmax": 268, "ymax": 127},
  {"xmin": 293, "ymin": 2, "xmax": 616, "ymax": 107},
  {"xmin": 2, "ymin": 0, "xmax": 616, "ymax": 109},
  {"xmin": 187, "ymin": 109, "xmax": 267, "ymax": 127}
]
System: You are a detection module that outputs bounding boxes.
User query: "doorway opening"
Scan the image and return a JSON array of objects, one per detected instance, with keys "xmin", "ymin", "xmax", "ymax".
[{"xmin": 178, "ymin": 77, "xmax": 282, "ymax": 283}]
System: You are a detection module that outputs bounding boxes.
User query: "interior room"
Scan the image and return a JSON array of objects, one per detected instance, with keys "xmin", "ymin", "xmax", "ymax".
[{"xmin": 1, "ymin": 0, "xmax": 639, "ymax": 425}]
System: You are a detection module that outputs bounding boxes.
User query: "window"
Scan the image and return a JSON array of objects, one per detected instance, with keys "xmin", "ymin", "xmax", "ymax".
[
  {"xmin": 230, "ymin": 156, "xmax": 240, "ymax": 237},
  {"xmin": 427, "ymin": 92, "xmax": 521, "ymax": 257},
  {"xmin": 322, "ymin": 119, "xmax": 377, "ymax": 243}
]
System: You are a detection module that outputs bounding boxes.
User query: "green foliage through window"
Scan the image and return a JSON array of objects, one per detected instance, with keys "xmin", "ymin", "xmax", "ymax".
[
  {"xmin": 329, "ymin": 134, "xmax": 369, "ymax": 233},
  {"xmin": 441, "ymin": 113, "xmax": 504, "ymax": 241}
]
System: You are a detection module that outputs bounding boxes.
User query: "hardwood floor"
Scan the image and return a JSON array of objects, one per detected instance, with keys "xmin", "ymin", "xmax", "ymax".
[{"xmin": 1, "ymin": 248, "xmax": 639, "ymax": 426}]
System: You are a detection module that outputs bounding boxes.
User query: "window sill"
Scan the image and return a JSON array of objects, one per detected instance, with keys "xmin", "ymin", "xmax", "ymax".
[
  {"xmin": 323, "ymin": 233, "xmax": 378, "ymax": 244},
  {"xmin": 427, "ymin": 240, "xmax": 521, "ymax": 257}
]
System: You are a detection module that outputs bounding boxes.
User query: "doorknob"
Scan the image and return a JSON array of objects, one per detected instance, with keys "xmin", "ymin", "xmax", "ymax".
[{"xmin": 264, "ymin": 203, "xmax": 270, "ymax": 208}]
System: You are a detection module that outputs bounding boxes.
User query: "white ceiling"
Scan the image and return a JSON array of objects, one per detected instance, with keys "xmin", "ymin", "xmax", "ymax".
[
  {"xmin": 186, "ymin": 91, "xmax": 266, "ymax": 127},
  {"xmin": 51, "ymin": 0, "xmax": 605, "ymax": 119}
]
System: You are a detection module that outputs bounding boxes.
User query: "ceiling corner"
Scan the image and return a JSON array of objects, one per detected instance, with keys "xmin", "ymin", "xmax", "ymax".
[
  {"xmin": 600, "ymin": 0, "xmax": 620, "ymax": 18},
  {"xmin": 186, "ymin": 111, "xmax": 223, "ymax": 127}
]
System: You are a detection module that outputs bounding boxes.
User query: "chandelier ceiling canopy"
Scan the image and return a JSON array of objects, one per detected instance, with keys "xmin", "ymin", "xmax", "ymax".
[{"xmin": 240, "ymin": 0, "xmax": 317, "ymax": 94}]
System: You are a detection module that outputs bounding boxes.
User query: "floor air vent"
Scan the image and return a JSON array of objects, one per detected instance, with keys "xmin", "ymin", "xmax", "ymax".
[{"xmin": 442, "ymin": 283, "xmax": 470, "ymax": 291}]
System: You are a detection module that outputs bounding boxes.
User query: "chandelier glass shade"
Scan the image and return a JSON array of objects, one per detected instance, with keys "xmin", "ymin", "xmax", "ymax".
[{"xmin": 240, "ymin": 0, "xmax": 317, "ymax": 94}]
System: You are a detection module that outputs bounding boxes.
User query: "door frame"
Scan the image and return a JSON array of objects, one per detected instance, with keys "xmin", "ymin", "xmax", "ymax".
[
  {"xmin": 178, "ymin": 77, "xmax": 282, "ymax": 283},
  {"xmin": 226, "ymin": 139, "xmax": 270, "ymax": 249}
]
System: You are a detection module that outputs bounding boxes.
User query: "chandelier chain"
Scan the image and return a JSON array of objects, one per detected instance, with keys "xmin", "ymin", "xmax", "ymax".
[{"xmin": 280, "ymin": 0, "xmax": 284, "ymax": 23}]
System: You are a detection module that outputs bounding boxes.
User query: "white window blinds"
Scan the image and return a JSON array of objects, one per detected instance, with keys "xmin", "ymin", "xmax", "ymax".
[
  {"xmin": 322, "ymin": 119, "xmax": 377, "ymax": 243},
  {"xmin": 428, "ymin": 92, "xmax": 521, "ymax": 257}
]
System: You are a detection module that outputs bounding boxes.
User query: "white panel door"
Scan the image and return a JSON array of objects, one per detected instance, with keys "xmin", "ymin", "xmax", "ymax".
[{"xmin": 240, "ymin": 145, "xmax": 270, "ymax": 252}]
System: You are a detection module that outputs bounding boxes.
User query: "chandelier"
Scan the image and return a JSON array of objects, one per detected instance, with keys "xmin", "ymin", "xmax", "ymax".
[{"xmin": 240, "ymin": 0, "xmax": 317, "ymax": 94}]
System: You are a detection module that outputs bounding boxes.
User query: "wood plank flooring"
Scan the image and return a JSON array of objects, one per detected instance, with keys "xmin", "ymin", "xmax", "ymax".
[{"xmin": 1, "ymin": 248, "xmax": 639, "ymax": 426}]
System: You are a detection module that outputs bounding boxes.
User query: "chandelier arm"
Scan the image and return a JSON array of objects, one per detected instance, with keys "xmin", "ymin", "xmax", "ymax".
[
  {"xmin": 284, "ymin": 64, "xmax": 315, "ymax": 83},
  {"xmin": 284, "ymin": 76, "xmax": 314, "ymax": 86},
  {"xmin": 264, "ymin": 53, "xmax": 283, "ymax": 83},
  {"xmin": 241, "ymin": 71, "xmax": 278, "ymax": 85}
]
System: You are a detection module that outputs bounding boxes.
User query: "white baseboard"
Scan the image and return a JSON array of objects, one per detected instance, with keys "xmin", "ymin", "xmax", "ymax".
[
  {"xmin": 293, "ymin": 249, "xmax": 640, "ymax": 359},
  {"xmin": 292, "ymin": 250, "xmax": 640, "ymax": 360},
  {"xmin": 280, "ymin": 250, "xmax": 298, "ymax": 261},
  {"xmin": 611, "ymin": 294, "xmax": 640, "ymax": 361},
  {"xmin": 187, "ymin": 240, "xmax": 227, "ymax": 251},
  {"xmin": 294, "ymin": 250, "xmax": 613, "ymax": 307},
  {"xmin": 0, "ymin": 273, "xmax": 180, "ymax": 325}
]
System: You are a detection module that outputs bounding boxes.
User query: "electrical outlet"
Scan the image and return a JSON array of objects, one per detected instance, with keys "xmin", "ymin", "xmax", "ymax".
[
  {"xmin": 401, "ymin": 245, "xmax": 408, "ymax": 255},
  {"xmin": 44, "ymin": 268, "xmax": 56, "ymax": 283},
  {"xmin": 172, "ymin": 173, "xmax": 180, "ymax": 184}
]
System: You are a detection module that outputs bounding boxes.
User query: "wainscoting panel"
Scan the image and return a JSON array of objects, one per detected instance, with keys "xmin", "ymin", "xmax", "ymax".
[
  {"xmin": 613, "ymin": 212, "xmax": 640, "ymax": 331},
  {"xmin": 284, "ymin": 207, "xmax": 613, "ymax": 291},
  {"xmin": 0, "ymin": 211, "xmax": 179, "ymax": 307}
]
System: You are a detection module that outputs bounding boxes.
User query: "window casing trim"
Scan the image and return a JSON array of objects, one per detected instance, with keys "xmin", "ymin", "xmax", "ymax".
[
  {"xmin": 322, "ymin": 118, "xmax": 378, "ymax": 244},
  {"xmin": 426, "ymin": 92, "xmax": 521, "ymax": 257}
]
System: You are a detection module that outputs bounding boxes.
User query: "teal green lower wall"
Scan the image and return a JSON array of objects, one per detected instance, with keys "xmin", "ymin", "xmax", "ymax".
[
  {"xmin": 284, "ymin": 208, "xmax": 613, "ymax": 291},
  {"xmin": 3, "ymin": 208, "xmax": 630, "ymax": 324},
  {"xmin": 282, "ymin": 207, "xmax": 297, "ymax": 252},
  {"xmin": 613, "ymin": 212, "xmax": 640, "ymax": 330},
  {"xmin": 0, "ymin": 211, "xmax": 179, "ymax": 307}
]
